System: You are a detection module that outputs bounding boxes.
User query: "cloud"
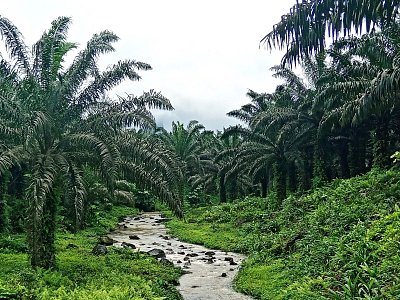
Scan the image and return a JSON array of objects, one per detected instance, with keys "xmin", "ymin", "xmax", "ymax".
[{"xmin": 2, "ymin": 0, "xmax": 295, "ymax": 131}]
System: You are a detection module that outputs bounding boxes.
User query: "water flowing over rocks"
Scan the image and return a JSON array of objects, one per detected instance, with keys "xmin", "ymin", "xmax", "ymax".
[{"xmin": 108, "ymin": 213, "xmax": 253, "ymax": 300}]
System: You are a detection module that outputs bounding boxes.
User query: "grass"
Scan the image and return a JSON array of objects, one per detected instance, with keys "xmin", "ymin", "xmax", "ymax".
[
  {"xmin": 0, "ymin": 206, "xmax": 183, "ymax": 300},
  {"xmin": 166, "ymin": 169, "xmax": 400, "ymax": 299}
]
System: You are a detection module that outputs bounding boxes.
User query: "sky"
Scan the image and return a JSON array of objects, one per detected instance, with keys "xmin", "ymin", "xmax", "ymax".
[{"xmin": 2, "ymin": 0, "xmax": 296, "ymax": 130}]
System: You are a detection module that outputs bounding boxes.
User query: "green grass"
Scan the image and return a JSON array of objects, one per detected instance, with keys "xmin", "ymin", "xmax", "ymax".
[
  {"xmin": 167, "ymin": 169, "xmax": 400, "ymax": 299},
  {"xmin": 0, "ymin": 206, "xmax": 182, "ymax": 300}
]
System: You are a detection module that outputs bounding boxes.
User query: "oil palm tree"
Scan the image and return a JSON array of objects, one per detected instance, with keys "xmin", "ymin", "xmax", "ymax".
[
  {"xmin": 261, "ymin": 0, "xmax": 400, "ymax": 66},
  {"xmin": 0, "ymin": 16, "xmax": 181, "ymax": 268}
]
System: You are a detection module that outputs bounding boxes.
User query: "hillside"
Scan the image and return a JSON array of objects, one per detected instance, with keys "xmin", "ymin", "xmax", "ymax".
[{"xmin": 167, "ymin": 169, "xmax": 400, "ymax": 299}]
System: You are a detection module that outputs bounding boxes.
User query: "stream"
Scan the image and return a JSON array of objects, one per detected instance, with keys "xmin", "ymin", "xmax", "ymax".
[{"xmin": 108, "ymin": 213, "xmax": 253, "ymax": 300}]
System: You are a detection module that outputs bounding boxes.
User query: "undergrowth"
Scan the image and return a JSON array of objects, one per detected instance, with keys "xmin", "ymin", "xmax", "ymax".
[
  {"xmin": 167, "ymin": 169, "xmax": 400, "ymax": 299},
  {"xmin": 0, "ymin": 206, "xmax": 182, "ymax": 300}
]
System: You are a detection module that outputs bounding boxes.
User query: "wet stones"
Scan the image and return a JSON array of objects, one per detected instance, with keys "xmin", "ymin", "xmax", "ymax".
[
  {"xmin": 221, "ymin": 272, "xmax": 227, "ymax": 277},
  {"xmin": 224, "ymin": 256, "xmax": 237, "ymax": 265},
  {"xmin": 99, "ymin": 236, "xmax": 114, "ymax": 246},
  {"xmin": 92, "ymin": 244, "xmax": 108, "ymax": 255},
  {"xmin": 159, "ymin": 257, "xmax": 173, "ymax": 266},
  {"xmin": 121, "ymin": 242, "xmax": 136, "ymax": 249},
  {"xmin": 205, "ymin": 251, "xmax": 215, "ymax": 256},
  {"xmin": 147, "ymin": 248, "xmax": 166, "ymax": 259},
  {"xmin": 129, "ymin": 235, "xmax": 140, "ymax": 240},
  {"xmin": 186, "ymin": 253, "xmax": 199, "ymax": 257}
]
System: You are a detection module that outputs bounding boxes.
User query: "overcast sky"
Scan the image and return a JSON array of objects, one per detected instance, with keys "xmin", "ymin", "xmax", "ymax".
[{"xmin": 2, "ymin": 0, "xmax": 295, "ymax": 130}]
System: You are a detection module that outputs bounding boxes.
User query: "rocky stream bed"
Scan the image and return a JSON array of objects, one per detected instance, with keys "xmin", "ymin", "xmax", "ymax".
[{"xmin": 107, "ymin": 213, "xmax": 253, "ymax": 300}]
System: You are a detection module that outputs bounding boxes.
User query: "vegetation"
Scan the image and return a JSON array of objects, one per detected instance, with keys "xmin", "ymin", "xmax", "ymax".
[
  {"xmin": 1, "ymin": 0, "xmax": 400, "ymax": 298},
  {"xmin": 0, "ymin": 205, "xmax": 182, "ymax": 299},
  {"xmin": 168, "ymin": 169, "xmax": 400, "ymax": 299}
]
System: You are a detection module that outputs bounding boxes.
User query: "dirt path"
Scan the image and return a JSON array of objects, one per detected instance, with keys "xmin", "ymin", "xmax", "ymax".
[{"xmin": 108, "ymin": 213, "xmax": 253, "ymax": 300}]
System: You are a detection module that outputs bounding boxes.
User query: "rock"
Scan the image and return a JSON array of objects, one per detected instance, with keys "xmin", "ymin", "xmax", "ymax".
[
  {"xmin": 129, "ymin": 235, "xmax": 140, "ymax": 240},
  {"xmin": 121, "ymin": 242, "xmax": 136, "ymax": 249},
  {"xmin": 183, "ymin": 256, "xmax": 190, "ymax": 261},
  {"xmin": 183, "ymin": 261, "xmax": 191, "ymax": 268},
  {"xmin": 230, "ymin": 260, "xmax": 238, "ymax": 265},
  {"xmin": 92, "ymin": 244, "xmax": 108, "ymax": 255},
  {"xmin": 167, "ymin": 242, "xmax": 172, "ymax": 246},
  {"xmin": 177, "ymin": 260, "xmax": 182, "ymax": 263},
  {"xmin": 224, "ymin": 256, "xmax": 234, "ymax": 263},
  {"xmin": 179, "ymin": 245, "xmax": 186, "ymax": 249},
  {"xmin": 177, "ymin": 251, "xmax": 185, "ymax": 255},
  {"xmin": 229, "ymin": 268, "xmax": 235, "ymax": 271},
  {"xmin": 205, "ymin": 251, "xmax": 215, "ymax": 256},
  {"xmin": 147, "ymin": 248, "xmax": 166, "ymax": 259},
  {"xmin": 159, "ymin": 257, "xmax": 173, "ymax": 266},
  {"xmin": 221, "ymin": 272, "xmax": 227, "ymax": 277},
  {"xmin": 133, "ymin": 217, "xmax": 141, "ymax": 220},
  {"xmin": 191, "ymin": 285, "xmax": 199, "ymax": 288},
  {"xmin": 186, "ymin": 253, "xmax": 199, "ymax": 257},
  {"xmin": 206, "ymin": 257, "xmax": 214, "ymax": 264},
  {"xmin": 99, "ymin": 236, "xmax": 114, "ymax": 246},
  {"xmin": 155, "ymin": 217, "xmax": 172, "ymax": 223},
  {"xmin": 123, "ymin": 225, "xmax": 128, "ymax": 229}
]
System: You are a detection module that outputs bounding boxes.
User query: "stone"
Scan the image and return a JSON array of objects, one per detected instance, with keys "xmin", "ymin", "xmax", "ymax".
[
  {"xmin": 99, "ymin": 236, "xmax": 114, "ymax": 246},
  {"xmin": 177, "ymin": 260, "xmax": 182, "ymax": 263},
  {"xmin": 147, "ymin": 248, "xmax": 166, "ymax": 259},
  {"xmin": 224, "ymin": 257, "xmax": 234, "ymax": 264},
  {"xmin": 205, "ymin": 251, "xmax": 215, "ymax": 256},
  {"xmin": 221, "ymin": 272, "xmax": 227, "ymax": 277},
  {"xmin": 121, "ymin": 242, "xmax": 136, "ymax": 249},
  {"xmin": 186, "ymin": 253, "xmax": 199, "ymax": 257},
  {"xmin": 129, "ymin": 235, "xmax": 140, "ymax": 240},
  {"xmin": 159, "ymin": 257, "xmax": 173, "ymax": 266},
  {"xmin": 177, "ymin": 251, "xmax": 185, "ymax": 255},
  {"xmin": 167, "ymin": 242, "xmax": 172, "ymax": 246},
  {"xmin": 92, "ymin": 244, "xmax": 108, "ymax": 255}
]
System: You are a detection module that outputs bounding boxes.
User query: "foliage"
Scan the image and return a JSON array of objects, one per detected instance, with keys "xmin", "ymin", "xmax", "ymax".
[
  {"xmin": 0, "ymin": 205, "xmax": 182, "ymax": 300},
  {"xmin": 167, "ymin": 169, "xmax": 400, "ymax": 299}
]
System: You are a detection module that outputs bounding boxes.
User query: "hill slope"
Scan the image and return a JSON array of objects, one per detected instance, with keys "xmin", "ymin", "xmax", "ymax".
[{"xmin": 167, "ymin": 169, "xmax": 400, "ymax": 299}]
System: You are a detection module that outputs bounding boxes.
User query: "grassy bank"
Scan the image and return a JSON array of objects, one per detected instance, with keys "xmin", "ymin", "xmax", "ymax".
[
  {"xmin": 0, "ymin": 206, "xmax": 182, "ymax": 300},
  {"xmin": 167, "ymin": 169, "xmax": 400, "ymax": 299}
]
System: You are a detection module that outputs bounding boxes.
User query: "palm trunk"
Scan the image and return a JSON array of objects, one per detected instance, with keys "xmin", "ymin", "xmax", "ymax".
[
  {"xmin": 313, "ymin": 141, "xmax": 330, "ymax": 187},
  {"xmin": 29, "ymin": 191, "xmax": 57, "ymax": 269},
  {"xmin": 261, "ymin": 172, "xmax": 269, "ymax": 198},
  {"xmin": 287, "ymin": 160, "xmax": 297, "ymax": 193},
  {"xmin": 0, "ymin": 177, "xmax": 7, "ymax": 233},
  {"xmin": 349, "ymin": 130, "xmax": 367, "ymax": 176},
  {"xmin": 299, "ymin": 147, "xmax": 312, "ymax": 191},
  {"xmin": 219, "ymin": 174, "xmax": 227, "ymax": 203},
  {"xmin": 373, "ymin": 121, "xmax": 391, "ymax": 169},
  {"xmin": 338, "ymin": 140, "xmax": 350, "ymax": 179},
  {"xmin": 274, "ymin": 157, "xmax": 286, "ymax": 208}
]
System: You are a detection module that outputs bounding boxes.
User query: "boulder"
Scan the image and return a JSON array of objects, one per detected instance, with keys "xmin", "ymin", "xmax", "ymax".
[
  {"xmin": 159, "ymin": 257, "xmax": 174, "ymax": 266},
  {"xmin": 121, "ymin": 242, "xmax": 136, "ymax": 249},
  {"xmin": 99, "ymin": 236, "xmax": 114, "ymax": 246},
  {"xmin": 147, "ymin": 248, "xmax": 166, "ymax": 259},
  {"xmin": 129, "ymin": 235, "xmax": 140, "ymax": 240},
  {"xmin": 92, "ymin": 244, "xmax": 108, "ymax": 255},
  {"xmin": 205, "ymin": 251, "xmax": 215, "ymax": 256}
]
